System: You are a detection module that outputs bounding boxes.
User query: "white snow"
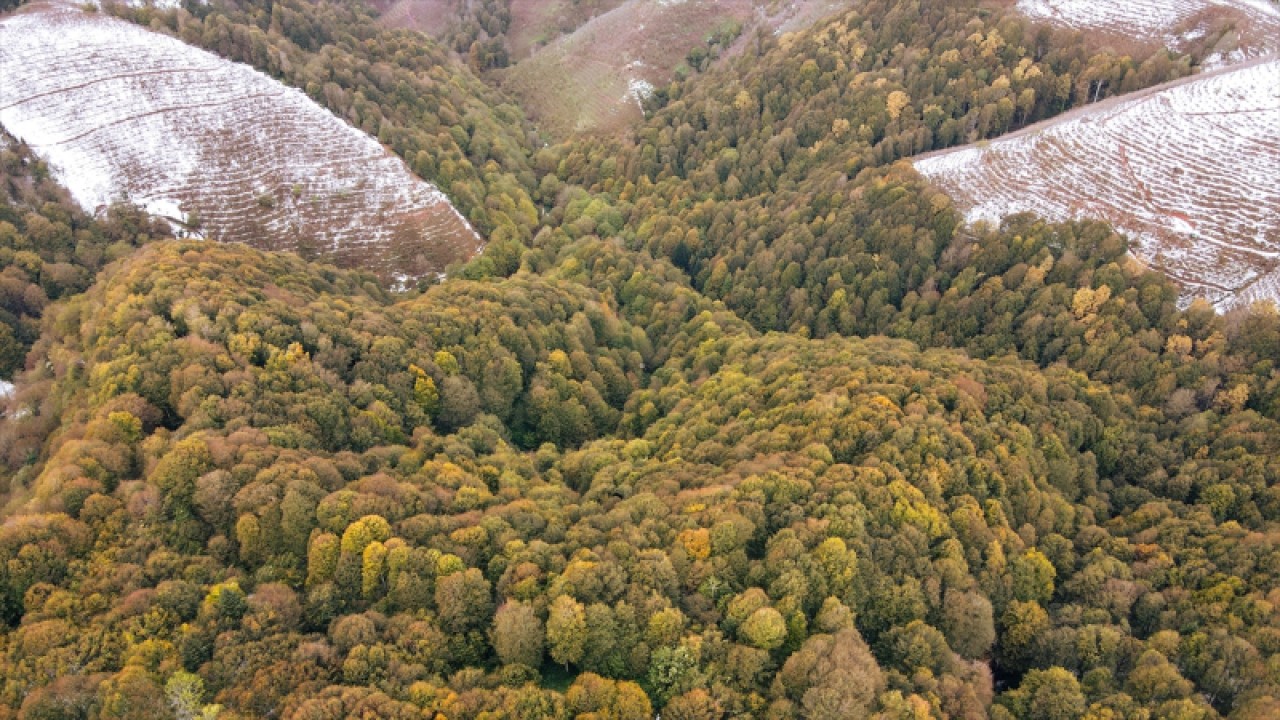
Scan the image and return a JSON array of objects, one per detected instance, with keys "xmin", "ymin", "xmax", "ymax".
[
  {"xmin": 1015, "ymin": 0, "xmax": 1280, "ymax": 57},
  {"xmin": 915, "ymin": 60, "xmax": 1280, "ymax": 310},
  {"xmin": 142, "ymin": 198, "xmax": 183, "ymax": 222},
  {"xmin": 1202, "ymin": 49, "xmax": 1248, "ymax": 69},
  {"xmin": 627, "ymin": 78, "xmax": 655, "ymax": 110},
  {"xmin": 1229, "ymin": 0, "xmax": 1280, "ymax": 17},
  {"xmin": 90, "ymin": 0, "xmax": 187, "ymax": 9},
  {"xmin": 0, "ymin": 380, "xmax": 13, "ymax": 400},
  {"xmin": 1017, "ymin": 0, "xmax": 1189, "ymax": 33},
  {"xmin": 0, "ymin": 4, "xmax": 482, "ymax": 281}
]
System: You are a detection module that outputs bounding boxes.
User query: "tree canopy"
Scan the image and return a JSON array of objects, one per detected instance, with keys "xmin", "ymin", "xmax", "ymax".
[{"xmin": 2, "ymin": 0, "xmax": 1279, "ymax": 718}]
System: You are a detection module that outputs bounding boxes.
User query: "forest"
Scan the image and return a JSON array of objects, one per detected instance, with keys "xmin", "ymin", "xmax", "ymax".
[{"xmin": 3, "ymin": 0, "xmax": 1280, "ymax": 719}]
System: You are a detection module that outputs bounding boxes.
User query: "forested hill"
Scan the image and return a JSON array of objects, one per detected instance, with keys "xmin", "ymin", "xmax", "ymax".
[
  {"xmin": 115, "ymin": 0, "xmax": 542, "ymax": 254},
  {"xmin": 3, "ymin": 1, "xmax": 1280, "ymax": 719}
]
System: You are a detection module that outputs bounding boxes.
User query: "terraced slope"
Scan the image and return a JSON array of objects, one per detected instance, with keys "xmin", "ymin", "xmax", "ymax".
[
  {"xmin": 914, "ymin": 59, "xmax": 1280, "ymax": 309},
  {"xmin": 0, "ymin": 3, "xmax": 482, "ymax": 284},
  {"xmin": 1015, "ymin": 0, "xmax": 1280, "ymax": 62}
]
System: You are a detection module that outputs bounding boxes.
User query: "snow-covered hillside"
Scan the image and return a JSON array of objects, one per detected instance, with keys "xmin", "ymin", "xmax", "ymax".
[
  {"xmin": 914, "ymin": 59, "xmax": 1280, "ymax": 310},
  {"xmin": 1016, "ymin": 0, "xmax": 1280, "ymax": 62},
  {"xmin": 0, "ymin": 3, "xmax": 482, "ymax": 283}
]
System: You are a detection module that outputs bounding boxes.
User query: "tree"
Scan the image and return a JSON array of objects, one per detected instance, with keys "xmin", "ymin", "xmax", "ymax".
[
  {"xmin": 942, "ymin": 589, "xmax": 995, "ymax": 659},
  {"xmin": 1011, "ymin": 549, "xmax": 1056, "ymax": 604},
  {"xmin": 547, "ymin": 595, "xmax": 587, "ymax": 668},
  {"xmin": 436, "ymin": 568, "xmax": 493, "ymax": 634},
  {"xmin": 776, "ymin": 629, "xmax": 884, "ymax": 720},
  {"xmin": 999, "ymin": 600, "xmax": 1049, "ymax": 672},
  {"xmin": 1000, "ymin": 667, "xmax": 1086, "ymax": 720},
  {"xmin": 307, "ymin": 532, "xmax": 340, "ymax": 587},
  {"xmin": 663, "ymin": 688, "xmax": 724, "ymax": 720},
  {"xmin": 884, "ymin": 620, "xmax": 956, "ymax": 678},
  {"xmin": 361, "ymin": 540, "xmax": 389, "ymax": 601},
  {"xmin": 437, "ymin": 375, "xmax": 481, "ymax": 432},
  {"xmin": 149, "ymin": 436, "xmax": 214, "ymax": 539},
  {"xmin": 493, "ymin": 600, "xmax": 545, "ymax": 668},
  {"xmin": 98, "ymin": 666, "xmax": 168, "ymax": 719},
  {"xmin": 647, "ymin": 643, "xmax": 698, "ymax": 706},
  {"xmin": 165, "ymin": 672, "xmax": 220, "ymax": 720},
  {"xmin": 410, "ymin": 364, "xmax": 440, "ymax": 418},
  {"xmin": 17, "ymin": 674, "xmax": 106, "ymax": 720},
  {"xmin": 1125, "ymin": 649, "xmax": 1192, "ymax": 704},
  {"xmin": 646, "ymin": 606, "xmax": 687, "ymax": 648},
  {"xmin": 740, "ymin": 607, "xmax": 788, "ymax": 650},
  {"xmin": 566, "ymin": 673, "xmax": 653, "ymax": 720}
]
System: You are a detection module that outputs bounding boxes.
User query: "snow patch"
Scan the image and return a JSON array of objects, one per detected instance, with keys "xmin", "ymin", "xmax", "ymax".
[
  {"xmin": 1180, "ymin": 25, "xmax": 1208, "ymax": 41},
  {"xmin": 627, "ymin": 78, "xmax": 655, "ymax": 110},
  {"xmin": 0, "ymin": 380, "xmax": 13, "ymax": 400},
  {"xmin": 389, "ymin": 272, "xmax": 414, "ymax": 293},
  {"xmin": 142, "ymin": 197, "xmax": 183, "ymax": 221},
  {"xmin": 1202, "ymin": 49, "xmax": 1247, "ymax": 70},
  {"xmin": 1228, "ymin": 0, "xmax": 1280, "ymax": 18},
  {"xmin": 88, "ymin": 0, "xmax": 200, "ymax": 9}
]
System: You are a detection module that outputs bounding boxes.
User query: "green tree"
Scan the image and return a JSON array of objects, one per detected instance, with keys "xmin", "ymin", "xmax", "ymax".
[
  {"xmin": 740, "ymin": 606, "xmax": 787, "ymax": 650},
  {"xmin": 547, "ymin": 595, "xmax": 587, "ymax": 668},
  {"xmin": 165, "ymin": 672, "xmax": 219, "ymax": 720},
  {"xmin": 1000, "ymin": 667, "xmax": 1086, "ymax": 720},
  {"xmin": 1011, "ymin": 549, "xmax": 1057, "ymax": 604}
]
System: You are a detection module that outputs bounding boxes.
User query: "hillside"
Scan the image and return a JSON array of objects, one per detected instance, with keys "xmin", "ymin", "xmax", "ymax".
[
  {"xmin": 914, "ymin": 58, "xmax": 1280, "ymax": 309},
  {"xmin": 370, "ymin": 0, "xmax": 456, "ymax": 36},
  {"xmin": 6, "ymin": 0, "xmax": 1280, "ymax": 718},
  {"xmin": 0, "ymin": 2, "xmax": 482, "ymax": 284},
  {"xmin": 374, "ymin": 0, "xmax": 842, "ymax": 138},
  {"xmin": 5, "ymin": 218, "xmax": 1280, "ymax": 718},
  {"xmin": 497, "ymin": 0, "xmax": 840, "ymax": 137},
  {"xmin": 1013, "ymin": 0, "xmax": 1280, "ymax": 62}
]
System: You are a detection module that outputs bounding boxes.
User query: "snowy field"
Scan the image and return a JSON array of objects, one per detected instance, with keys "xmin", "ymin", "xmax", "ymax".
[
  {"xmin": 915, "ymin": 59, "xmax": 1280, "ymax": 310},
  {"xmin": 0, "ymin": 3, "xmax": 482, "ymax": 282},
  {"xmin": 1016, "ymin": 0, "xmax": 1280, "ymax": 60}
]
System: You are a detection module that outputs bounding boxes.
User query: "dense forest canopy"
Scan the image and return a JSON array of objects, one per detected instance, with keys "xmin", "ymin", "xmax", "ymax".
[
  {"xmin": 0, "ymin": 134, "xmax": 174, "ymax": 380},
  {"xmin": 3, "ymin": 0, "xmax": 1280, "ymax": 719}
]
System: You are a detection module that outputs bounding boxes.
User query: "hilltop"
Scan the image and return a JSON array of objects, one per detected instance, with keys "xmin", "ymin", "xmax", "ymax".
[
  {"xmin": 910, "ymin": 0, "xmax": 1280, "ymax": 308},
  {"xmin": 0, "ymin": 2, "xmax": 482, "ymax": 284}
]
